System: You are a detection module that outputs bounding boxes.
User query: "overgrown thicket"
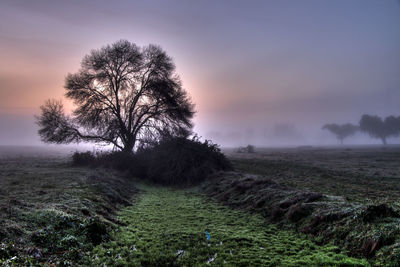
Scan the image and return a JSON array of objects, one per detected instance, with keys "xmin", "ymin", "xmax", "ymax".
[
  {"xmin": 72, "ymin": 136, "xmax": 232, "ymax": 185},
  {"xmin": 139, "ymin": 136, "xmax": 232, "ymax": 185},
  {"xmin": 72, "ymin": 150, "xmax": 145, "ymax": 177}
]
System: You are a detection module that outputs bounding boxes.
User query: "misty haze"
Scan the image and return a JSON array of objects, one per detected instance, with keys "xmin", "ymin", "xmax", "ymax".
[{"xmin": 0, "ymin": 0, "xmax": 399, "ymax": 266}]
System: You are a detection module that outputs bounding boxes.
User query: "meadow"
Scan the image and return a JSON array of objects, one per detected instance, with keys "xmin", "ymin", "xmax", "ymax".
[
  {"xmin": 0, "ymin": 145, "xmax": 399, "ymax": 265},
  {"xmin": 0, "ymin": 146, "xmax": 137, "ymax": 265},
  {"xmin": 226, "ymin": 145, "xmax": 400, "ymax": 204}
]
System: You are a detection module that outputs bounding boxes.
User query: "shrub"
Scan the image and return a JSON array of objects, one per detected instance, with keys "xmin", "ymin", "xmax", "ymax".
[
  {"xmin": 236, "ymin": 145, "xmax": 255, "ymax": 153},
  {"xmin": 71, "ymin": 136, "xmax": 232, "ymax": 186},
  {"xmin": 72, "ymin": 151, "xmax": 95, "ymax": 166},
  {"xmin": 95, "ymin": 151, "xmax": 145, "ymax": 175},
  {"xmin": 71, "ymin": 151, "xmax": 146, "ymax": 177},
  {"xmin": 246, "ymin": 145, "xmax": 255, "ymax": 153},
  {"xmin": 137, "ymin": 136, "xmax": 232, "ymax": 185}
]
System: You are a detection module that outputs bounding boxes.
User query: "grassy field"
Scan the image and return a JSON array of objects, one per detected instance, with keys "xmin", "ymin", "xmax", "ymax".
[
  {"xmin": 203, "ymin": 145, "xmax": 400, "ymax": 266},
  {"xmin": 88, "ymin": 185, "xmax": 367, "ymax": 266},
  {"xmin": 1, "ymin": 145, "xmax": 398, "ymax": 265},
  {"xmin": 226, "ymin": 146, "xmax": 400, "ymax": 204},
  {"xmin": 0, "ymin": 147, "xmax": 137, "ymax": 265}
]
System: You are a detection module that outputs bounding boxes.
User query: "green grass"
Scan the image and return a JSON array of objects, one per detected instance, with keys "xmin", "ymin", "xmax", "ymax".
[
  {"xmin": 0, "ymin": 155, "xmax": 137, "ymax": 265},
  {"xmin": 231, "ymin": 157, "xmax": 400, "ymax": 205},
  {"xmin": 88, "ymin": 185, "xmax": 368, "ymax": 266}
]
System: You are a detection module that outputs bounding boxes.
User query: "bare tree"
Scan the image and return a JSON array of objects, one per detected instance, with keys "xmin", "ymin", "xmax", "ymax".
[
  {"xmin": 359, "ymin": 114, "xmax": 400, "ymax": 145},
  {"xmin": 37, "ymin": 40, "xmax": 195, "ymax": 152},
  {"xmin": 322, "ymin": 123, "xmax": 358, "ymax": 144}
]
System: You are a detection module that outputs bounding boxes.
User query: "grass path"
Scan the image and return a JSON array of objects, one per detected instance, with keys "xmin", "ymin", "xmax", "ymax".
[{"xmin": 88, "ymin": 185, "xmax": 368, "ymax": 266}]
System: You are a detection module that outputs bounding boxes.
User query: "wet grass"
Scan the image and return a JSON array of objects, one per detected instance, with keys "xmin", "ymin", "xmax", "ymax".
[
  {"xmin": 228, "ymin": 146, "xmax": 400, "ymax": 204},
  {"xmin": 1, "ymin": 146, "xmax": 396, "ymax": 265},
  {"xmin": 213, "ymin": 146, "xmax": 400, "ymax": 265},
  {"xmin": 88, "ymin": 185, "xmax": 368, "ymax": 266},
  {"xmin": 0, "ymin": 154, "xmax": 137, "ymax": 265}
]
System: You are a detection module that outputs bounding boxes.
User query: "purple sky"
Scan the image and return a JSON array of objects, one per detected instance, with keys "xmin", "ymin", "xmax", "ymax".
[{"xmin": 1, "ymin": 0, "xmax": 400, "ymax": 146}]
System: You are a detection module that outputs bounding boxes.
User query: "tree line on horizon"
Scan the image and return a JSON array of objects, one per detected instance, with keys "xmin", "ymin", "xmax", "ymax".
[{"xmin": 323, "ymin": 114, "xmax": 400, "ymax": 145}]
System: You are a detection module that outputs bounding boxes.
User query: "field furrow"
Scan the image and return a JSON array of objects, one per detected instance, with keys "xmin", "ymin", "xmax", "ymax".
[{"xmin": 88, "ymin": 185, "xmax": 368, "ymax": 266}]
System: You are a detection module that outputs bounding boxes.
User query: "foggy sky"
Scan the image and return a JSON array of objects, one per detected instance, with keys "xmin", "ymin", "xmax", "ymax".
[{"xmin": 1, "ymin": 0, "xmax": 399, "ymax": 147}]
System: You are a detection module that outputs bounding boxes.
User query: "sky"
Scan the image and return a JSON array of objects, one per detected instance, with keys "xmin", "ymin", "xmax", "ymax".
[{"xmin": 0, "ymin": 0, "xmax": 399, "ymax": 147}]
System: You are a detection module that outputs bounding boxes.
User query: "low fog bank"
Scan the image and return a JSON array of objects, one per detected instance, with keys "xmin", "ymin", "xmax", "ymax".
[
  {"xmin": 201, "ymin": 122, "xmax": 400, "ymax": 148},
  {"xmin": 0, "ymin": 114, "xmax": 41, "ymax": 146},
  {"xmin": 0, "ymin": 114, "xmax": 100, "ymax": 155},
  {"xmin": 0, "ymin": 144, "xmax": 95, "ymax": 158},
  {"xmin": 1, "ymin": 114, "xmax": 400, "ymax": 150}
]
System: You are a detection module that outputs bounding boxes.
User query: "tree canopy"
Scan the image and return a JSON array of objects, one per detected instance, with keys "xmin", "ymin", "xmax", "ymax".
[
  {"xmin": 359, "ymin": 114, "xmax": 400, "ymax": 145},
  {"xmin": 322, "ymin": 123, "xmax": 359, "ymax": 144},
  {"xmin": 37, "ymin": 40, "xmax": 195, "ymax": 152}
]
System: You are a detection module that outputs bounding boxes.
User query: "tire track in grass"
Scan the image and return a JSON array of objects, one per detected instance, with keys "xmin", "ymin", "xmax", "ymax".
[{"xmin": 88, "ymin": 185, "xmax": 369, "ymax": 266}]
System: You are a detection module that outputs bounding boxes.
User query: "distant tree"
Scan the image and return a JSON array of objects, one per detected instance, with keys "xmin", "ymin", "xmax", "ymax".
[
  {"xmin": 322, "ymin": 123, "xmax": 359, "ymax": 144},
  {"xmin": 37, "ymin": 40, "xmax": 195, "ymax": 153},
  {"xmin": 246, "ymin": 144, "xmax": 255, "ymax": 153},
  {"xmin": 236, "ymin": 145, "xmax": 255, "ymax": 153},
  {"xmin": 359, "ymin": 115, "xmax": 400, "ymax": 145}
]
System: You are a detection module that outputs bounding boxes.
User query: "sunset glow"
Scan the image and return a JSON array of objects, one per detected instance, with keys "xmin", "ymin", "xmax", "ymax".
[{"xmin": 1, "ymin": 0, "xmax": 399, "ymax": 146}]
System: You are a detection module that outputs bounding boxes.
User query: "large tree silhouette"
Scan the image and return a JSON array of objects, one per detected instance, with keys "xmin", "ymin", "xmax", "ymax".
[
  {"xmin": 322, "ymin": 123, "xmax": 358, "ymax": 144},
  {"xmin": 359, "ymin": 115, "xmax": 400, "ymax": 145},
  {"xmin": 37, "ymin": 40, "xmax": 195, "ymax": 152}
]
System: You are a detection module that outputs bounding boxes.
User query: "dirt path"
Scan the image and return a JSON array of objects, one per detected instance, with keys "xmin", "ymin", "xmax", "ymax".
[{"xmin": 88, "ymin": 185, "xmax": 368, "ymax": 266}]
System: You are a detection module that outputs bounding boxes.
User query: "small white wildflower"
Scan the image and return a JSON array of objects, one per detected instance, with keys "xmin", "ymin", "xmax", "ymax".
[
  {"xmin": 206, "ymin": 253, "xmax": 217, "ymax": 264},
  {"xmin": 176, "ymin": 250, "xmax": 185, "ymax": 257}
]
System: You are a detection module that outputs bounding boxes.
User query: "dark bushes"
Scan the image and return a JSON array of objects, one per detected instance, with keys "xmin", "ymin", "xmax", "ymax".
[
  {"xmin": 137, "ymin": 136, "xmax": 232, "ymax": 185},
  {"xmin": 360, "ymin": 204, "xmax": 399, "ymax": 222},
  {"xmin": 236, "ymin": 145, "xmax": 255, "ymax": 153},
  {"xmin": 72, "ymin": 150, "xmax": 146, "ymax": 177},
  {"xmin": 72, "ymin": 136, "xmax": 231, "ymax": 185},
  {"xmin": 95, "ymin": 151, "xmax": 146, "ymax": 176},
  {"xmin": 72, "ymin": 151, "xmax": 95, "ymax": 166}
]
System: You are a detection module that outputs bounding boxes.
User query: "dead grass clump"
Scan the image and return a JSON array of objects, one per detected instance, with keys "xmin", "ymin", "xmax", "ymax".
[
  {"xmin": 360, "ymin": 204, "xmax": 399, "ymax": 222},
  {"xmin": 287, "ymin": 203, "xmax": 314, "ymax": 222}
]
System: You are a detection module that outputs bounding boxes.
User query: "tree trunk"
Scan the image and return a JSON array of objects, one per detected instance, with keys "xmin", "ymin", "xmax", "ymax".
[
  {"xmin": 381, "ymin": 137, "xmax": 387, "ymax": 145},
  {"xmin": 122, "ymin": 138, "xmax": 136, "ymax": 153},
  {"xmin": 122, "ymin": 143, "xmax": 134, "ymax": 153}
]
